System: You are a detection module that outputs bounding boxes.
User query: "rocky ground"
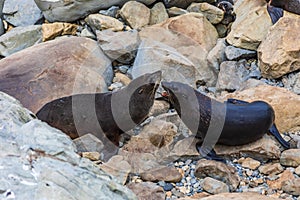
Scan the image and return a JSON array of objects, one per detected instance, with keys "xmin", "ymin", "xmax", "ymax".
[{"xmin": 0, "ymin": 0, "xmax": 299, "ymax": 199}]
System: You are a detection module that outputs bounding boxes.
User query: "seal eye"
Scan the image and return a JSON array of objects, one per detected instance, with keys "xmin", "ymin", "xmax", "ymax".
[{"xmin": 138, "ymin": 89, "xmax": 144, "ymax": 94}]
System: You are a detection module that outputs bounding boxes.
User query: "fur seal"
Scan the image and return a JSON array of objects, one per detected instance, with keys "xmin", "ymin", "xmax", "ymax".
[
  {"xmin": 161, "ymin": 81, "xmax": 290, "ymax": 160},
  {"xmin": 37, "ymin": 71, "xmax": 161, "ymax": 148},
  {"xmin": 267, "ymin": 0, "xmax": 300, "ymax": 24},
  {"xmin": 216, "ymin": 0, "xmax": 236, "ymax": 25}
]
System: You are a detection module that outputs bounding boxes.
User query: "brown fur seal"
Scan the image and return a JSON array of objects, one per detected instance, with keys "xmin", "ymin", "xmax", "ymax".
[
  {"xmin": 37, "ymin": 71, "xmax": 161, "ymax": 148},
  {"xmin": 267, "ymin": 0, "xmax": 300, "ymax": 24},
  {"xmin": 216, "ymin": 0, "xmax": 236, "ymax": 25},
  {"xmin": 162, "ymin": 81, "xmax": 290, "ymax": 160}
]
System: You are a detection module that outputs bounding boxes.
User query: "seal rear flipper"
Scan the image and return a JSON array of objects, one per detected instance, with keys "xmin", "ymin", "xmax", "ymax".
[
  {"xmin": 267, "ymin": 4, "xmax": 284, "ymax": 24},
  {"xmin": 196, "ymin": 142, "xmax": 226, "ymax": 163},
  {"xmin": 268, "ymin": 124, "xmax": 290, "ymax": 149}
]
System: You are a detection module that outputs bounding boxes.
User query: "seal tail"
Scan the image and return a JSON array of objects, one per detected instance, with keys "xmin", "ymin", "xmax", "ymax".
[
  {"xmin": 267, "ymin": 4, "xmax": 284, "ymax": 24},
  {"xmin": 269, "ymin": 124, "xmax": 290, "ymax": 149}
]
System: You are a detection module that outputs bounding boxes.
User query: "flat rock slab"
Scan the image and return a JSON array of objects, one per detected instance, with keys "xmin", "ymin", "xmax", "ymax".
[{"xmin": 0, "ymin": 36, "xmax": 113, "ymax": 113}]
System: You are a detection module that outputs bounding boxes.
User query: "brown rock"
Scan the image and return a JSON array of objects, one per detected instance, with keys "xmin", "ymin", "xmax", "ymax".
[
  {"xmin": 200, "ymin": 192, "xmax": 280, "ymax": 200},
  {"xmin": 207, "ymin": 38, "xmax": 227, "ymax": 74},
  {"xmin": 139, "ymin": 119, "xmax": 178, "ymax": 142},
  {"xmin": 144, "ymin": 13, "xmax": 218, "ymax": 52},
  {"xmin": 295, "ymin": 165, "xmax": 300, "ymax": 175},
  {"xmin": 113, "ymin": 73, "xmax": 131, "ymax": 86},
  {"xmin": 139, "ymin": 13, "xmax": 218, "ymax": 86},
  {"xmin": 119, "ymin": 1, "xmax": 150, "ymax": 29},
  {"xmin": 215, "ymin": 23, "xmax": 228, "ymax": 38},
  {"xmin": 258, "ymin": 15, "xmax": 300, "ymax": 78},
  {"xmin": 122, "ymin": 119, "xmax": 177, "ymax": 153},
  {"xmin": 0, "ymin": 36, "xmax": 112, "ymax": 113},
  {"xmin": 150, "ymin": 2, "xmax": 168, "ymax": 25},
  {"xmin": 149, "ymin": 100, "xmax": 169, "ymax": 117},
  {"xmin": 167, "ymin": 137, "xmax": 200, "ymax": 161},
  {"xmin": 118, "ymin": 151, "xmax": 162, "ymax": 174},
  {"xmin": 187, "ymin": 3, "xmax": 224, "ymax": 24},
  {"xmin": 121, "ymin": 136, "xmax": 157, "ymax": 153},
  {"xmin": 239, "ymin": 157, "xmax": 261, "ymax": 170},
  {"xmin": 224, "ymin": 85, "xmax": 300, "ymax": 133},
  {"xmin": 85, "ymin": 14, "xmax": 124, "ymax": 32},
  {"xmin": 155, "ymin": 113, "xmax": 191, "ymax": 138},
  {"xmin": 202, "ymin": 177, "xmax": 229, "ymax": 194},
  {"xmin": 282, "ymin": 178, "xmax": 300, "ymax": 196},
  {"xmin": 215, "ymin": 135, "xmax": 281, "ymax": 160},
  {"xmin": 42, "ymin": 22, "xmax": 77, "ymax": 42},
  {"xmin": 195, "ymin": 159, "xmax": 240, "ymax": 191},
  {"xmin": 267, "ymin": 169, "xmax": 295, "ymax": 190},
  {"xmin": 81, "ymin": 152, "xmax": 100, "ymax": 161},
  {"xmin": 280, "ymin": 149, "xmax": 300, "ymax": 167},
  {"xmin": 97, "ymin": 29, "xmax": 140, "ymax": 64},
  {"xmin": 132, "ymin": 39, "xmax": 197, "ymax": 86},
  {"xmin": 258, "ymin": 163, "xmax": 284, "ymax": 175},
  {"xmin": 100, "ymin": 155, "xmax": 131, "ymax": 185},
  {"xmin": 127, "ymin": 182, "xmax": 165, "ymax": 200},
  {"xmin": 226, "ymin": 0, "xmax": 272, "ymax": 50},
  {"xmin": 190, "ymin": 192, "xmax": 210, "ymax": 199},
  {"xmin": 167, "ymin": 7, "xmax": 188, "ymax": 17},
  {"xmin": 73, "ymin": 133, "xmax": 104, "ymax": 153},
  {"xmin": 140, "ymin": 166, "xmax": 182, "ymax": 182}
]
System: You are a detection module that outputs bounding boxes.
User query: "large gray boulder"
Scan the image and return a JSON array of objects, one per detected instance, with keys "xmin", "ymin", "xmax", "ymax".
[
  {"xmin": 33, "ymin": 0, "xmax": 157, "ymax": 22},
  {"xmin": 0, "ymin": 91, "xmax": 137, "ymax": 200}
]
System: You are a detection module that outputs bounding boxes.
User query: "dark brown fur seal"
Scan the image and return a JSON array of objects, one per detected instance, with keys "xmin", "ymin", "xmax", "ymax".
[
  {"xmin": 267, "ymin": 0, "xmax": 300, "ymax": 24},
  {"xmin": 216, "ymin": 0, "xmax": 236, "ymax": 25},
  {"xmin": 162, "ymin": 81, "xmax": 290, "ymax": 160},
  {"xmin": 36, "ymin": 71, "xmax": 161, "ymax": 148},
  {"xmin": 270, "ymin": 0, "xmax": 300, "ymax": 14}
]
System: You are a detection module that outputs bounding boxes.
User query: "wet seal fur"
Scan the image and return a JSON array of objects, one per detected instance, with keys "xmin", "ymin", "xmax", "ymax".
[
  {"xmin": 37, "ymin": 71, "xmax": 161, "ymax": 159},
  {"xmin": 162, "ymin": 81, "xmax": 290, "ymax": 160}
]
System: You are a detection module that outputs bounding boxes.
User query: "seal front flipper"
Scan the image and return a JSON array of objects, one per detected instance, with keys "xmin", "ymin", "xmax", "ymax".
[
  {"xmin": 268, "ymin": 124, "xmax": 290, "ymax": 149},
  {"xmin": 196, "ymin": 142, "xmax": 226, "ymax": 163},
  {"xmin": 267, "ymin": 4, "xmax": 283, "ymax": 24}
]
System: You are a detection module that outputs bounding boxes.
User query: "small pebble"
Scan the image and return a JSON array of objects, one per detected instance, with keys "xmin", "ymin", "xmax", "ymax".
[
  {"xmin": 176, "ymin": 182, "xmax": 184, "ymax": 187},
  {"xmin": 118, "ymin": 65, "xmax": 130, "ymax": 73},
  {"xmin": 182, "ymin": 165, "xmax": 189, "ymax": 171},
  {"xmin": 157, "ymin": 181, "xmax": 166, "ymax": 187},
  {"xmin": 185, "ymin": 159, "xmax": 192, "ymax": 165},
  {"xmin": 163, "ymin": 183, "xmax": 174, "ymax": 191},
  {"xmin": 190, "ymin": 178, "xmax": 197, "ymax": 184},
  {"xmin": 193, "ymin": 182, "xmax": 200, "ymax": 188}
]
